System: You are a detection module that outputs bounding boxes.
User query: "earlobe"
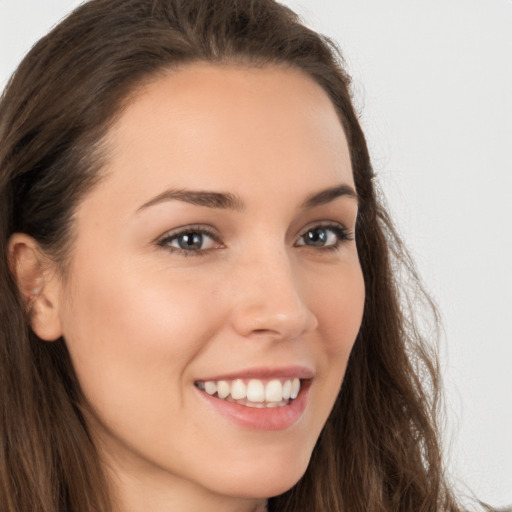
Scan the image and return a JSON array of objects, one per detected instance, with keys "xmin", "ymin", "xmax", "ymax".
[{"xmin": 8, "ymin": 233, "xmax": 63, "ymax": 342}]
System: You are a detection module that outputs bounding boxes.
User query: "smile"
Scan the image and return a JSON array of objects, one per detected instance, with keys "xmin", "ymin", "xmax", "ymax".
[{"xmin": 195, "ymin": 378, "xmax": 301, "ymax": 408}]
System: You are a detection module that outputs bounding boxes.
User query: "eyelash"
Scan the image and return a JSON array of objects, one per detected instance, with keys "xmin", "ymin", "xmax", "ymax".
[
  {"xmin": 156, "ymin": 222, "xmax": 353, "ymax": 257},
  {"xmin": 156, "ymin": 225, "xmax": 222, "ymax": 257},
  {"xmin": 295, "ymin": 223, "xmax": 353, "ymax": 250}
]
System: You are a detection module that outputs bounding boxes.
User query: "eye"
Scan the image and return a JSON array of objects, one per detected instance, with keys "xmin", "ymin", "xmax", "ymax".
[
  {"xmin": 296, "ymin": 224, "xmax": 352, "ymax": 249},
  {"xmin": 157, "ymin": 226, "xmax": 222, "ymax": 254}
]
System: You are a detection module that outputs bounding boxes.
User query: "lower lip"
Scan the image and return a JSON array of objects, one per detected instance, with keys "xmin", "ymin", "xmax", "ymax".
[{"xmin": 196, "ymin": 381, "xmax": 311, "ymax": 431}]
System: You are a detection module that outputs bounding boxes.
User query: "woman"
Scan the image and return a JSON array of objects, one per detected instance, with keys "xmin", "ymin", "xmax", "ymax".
[{"xmin": 0, "ymin": 0, "xmax": 462, "ymax": 510}]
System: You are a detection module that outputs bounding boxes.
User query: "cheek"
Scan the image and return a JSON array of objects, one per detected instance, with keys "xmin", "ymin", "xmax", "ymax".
[
  {"xmin": 312, "ymin": 261, "xmax": 365, "ymax": 357},
  {"xmin": 59, "ymin": 257, "xmax": 221, "ymax": 412},
  {"xmin": 313, "ymin": 261, "xmax": 364, "ymax": 415}
]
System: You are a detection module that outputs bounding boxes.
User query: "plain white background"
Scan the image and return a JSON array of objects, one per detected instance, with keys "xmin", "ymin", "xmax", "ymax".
[{"xmin": 1, "ymin": 0, "xmax": 511, "ymax": 508}]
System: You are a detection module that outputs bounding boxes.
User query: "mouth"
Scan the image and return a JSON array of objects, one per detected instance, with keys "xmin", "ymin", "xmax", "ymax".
[
  {"xmin": 195, "ymin": 377, "xmax": 302, "ymax": 408},
  {"xmin": 194, "ymin": 367, "xmax": 313, "ymax": 430}
]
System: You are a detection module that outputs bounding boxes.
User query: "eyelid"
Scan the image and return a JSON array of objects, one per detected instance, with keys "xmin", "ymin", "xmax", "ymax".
[
  {"xmin": 294, "ymin": 221, "xmax": 354, "ymax": 248},
  {"xmin": 296, "ymin": 221, "xmax": 353, "ymax": 238},
  {"xmin": 155, "ymin": 224, "xmax": 224, "ymax": 253},
  {"xmin": 154, "ymin": 220, "xmax": 353, "ymax": 256}
]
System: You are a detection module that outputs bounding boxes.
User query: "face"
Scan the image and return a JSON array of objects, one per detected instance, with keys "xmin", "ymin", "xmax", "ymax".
[{"xmin": 51, "ymin": 64, "xmax": 365, "ymax": 509}]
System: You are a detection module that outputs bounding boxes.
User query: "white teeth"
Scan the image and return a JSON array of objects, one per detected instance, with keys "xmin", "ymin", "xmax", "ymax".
[
  {"xmin": 217, "ymin": 380, "xmax": 230, "ymax": 399},
  {"xmin": 246, "ymin": 379, "xmax": 265, "ymax": 402},
  {"xmin": 282, "ymin": 379, "xmax": 291, "ymax": 400},
  {"xmin": 290, "ymin": 378, "xmax": 300, "ymax": 399},
  {"xmin": 197, "ymin": 377, "xmax": 302, "ymax": 406},
  {"xmin": 265, "ymin": 379, "xmax": 283, "ymax": 402},
  {"xmin": 231, "ymin": 379, "xmax": 246, "ymax": 400},
  {"xmin": 205, "ymin": 381, "xmax": 217, "ymax": 395},
  {"xmin": 245, "ymin": 402, "xmax": 266, "ymax": 408}
]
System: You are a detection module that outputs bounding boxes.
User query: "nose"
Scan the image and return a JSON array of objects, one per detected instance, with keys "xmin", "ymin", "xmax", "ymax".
[{"xmin": 229, "ymin": 250, "xmax": 318, "ymax": 341}]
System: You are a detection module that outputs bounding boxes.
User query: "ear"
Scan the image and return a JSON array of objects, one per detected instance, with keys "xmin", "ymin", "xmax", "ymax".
[{"xmin": 8, "ymin": 233, "xmax": 63, "ymax": 341}]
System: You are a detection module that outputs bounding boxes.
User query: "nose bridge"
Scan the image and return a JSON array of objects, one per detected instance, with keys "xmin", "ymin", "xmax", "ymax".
[{"xmin": 230, "ymin": 244, "xmax": 318, "ymax": 340}]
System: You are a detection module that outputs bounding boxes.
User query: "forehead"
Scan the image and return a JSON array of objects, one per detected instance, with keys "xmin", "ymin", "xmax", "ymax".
[{"xmin": 87, "ymin": 63, "xmax": 354, "ymax": 214}]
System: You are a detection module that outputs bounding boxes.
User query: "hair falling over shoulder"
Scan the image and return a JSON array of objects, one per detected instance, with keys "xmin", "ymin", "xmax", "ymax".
[{"xmin": 0, "ymin": 0, "xmax": 465, "ymax": 510}]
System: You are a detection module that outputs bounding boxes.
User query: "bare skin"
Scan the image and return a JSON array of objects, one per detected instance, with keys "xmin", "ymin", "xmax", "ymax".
[{"xmin": 10, "ymin": 64, "xmax": 365, "ymax": 512}]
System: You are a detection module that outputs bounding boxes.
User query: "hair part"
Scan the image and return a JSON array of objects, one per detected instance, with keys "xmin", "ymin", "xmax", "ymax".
[{"xmin": 0, "ymin": 1, "xmax": 460, "ymax": 510}]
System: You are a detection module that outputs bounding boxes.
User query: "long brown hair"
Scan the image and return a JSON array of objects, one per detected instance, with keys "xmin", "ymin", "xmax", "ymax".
[{"xmin": 0, "ymin": 0, "xmax": 461, "ymax": 510}]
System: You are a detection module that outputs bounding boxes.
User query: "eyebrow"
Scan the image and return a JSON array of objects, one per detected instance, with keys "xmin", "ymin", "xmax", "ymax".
[
  {"xmin": 137, "ymin": 184, "xmax": 358, "ymax": 213},
  {"xmin": 137, "ymin": 188, "xmax": 245, "ymax": 212},
  {"xmin": 301, "ymin": 184, "xmax": 358, "ymax": 208}
]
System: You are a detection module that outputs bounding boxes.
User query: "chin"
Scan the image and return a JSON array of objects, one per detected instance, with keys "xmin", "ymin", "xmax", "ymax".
[{"xmin": 202, "ymin": 447, "xmax": 312, "ymax": 500}]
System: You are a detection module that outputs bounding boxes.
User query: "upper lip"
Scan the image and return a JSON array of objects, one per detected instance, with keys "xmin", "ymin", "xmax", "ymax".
[{"xmin": 195, "ymin": 365, "xmax": 315, "ymax": 382}]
